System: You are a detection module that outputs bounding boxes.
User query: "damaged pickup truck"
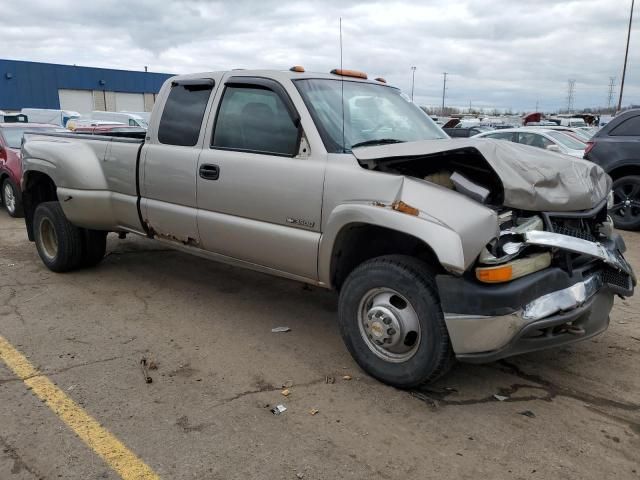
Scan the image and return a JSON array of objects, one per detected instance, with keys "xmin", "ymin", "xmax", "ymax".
[{"xmin": 21, "ymin": 68, "xmax": 635, "ymax": 387}]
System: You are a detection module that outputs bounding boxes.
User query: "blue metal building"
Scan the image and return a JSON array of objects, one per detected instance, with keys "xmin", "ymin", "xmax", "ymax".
[{"xmin": 0, "ymin": 59, "xmax": 173, "ymax": 111}]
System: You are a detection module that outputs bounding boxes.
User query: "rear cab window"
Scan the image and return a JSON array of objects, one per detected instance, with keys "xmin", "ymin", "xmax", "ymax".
[{"xmin": 158, "ymin": 79, "xmax": 214, "ymax": 146}]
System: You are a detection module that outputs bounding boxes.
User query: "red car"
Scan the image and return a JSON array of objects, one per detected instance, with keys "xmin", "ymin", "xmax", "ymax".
[{"xmin": 0, "ymin": 123, "xmax": 58, "ymax": 217}]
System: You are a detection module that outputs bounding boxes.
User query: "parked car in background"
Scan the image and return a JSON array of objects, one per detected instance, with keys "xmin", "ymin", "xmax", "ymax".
[
  {"xmin": 473, "ymin": 128, "xmax": 586, "ymax": 157},
  {"xmin": 444, "ymin": 126, "xmax": 492, "ymax": 137},
  {"xmin": 584, "ymin": 108, "xmax": 640, "ymax": 230},
  {"xmin": 20, "ymin": 108, "xmax": 80, "ymax": 127},
  {"xmin": 0, "ymin": 123, "xmax": 58, "ymax": 216},
  {"xmin": 19, "ymin": 68, "xmax": 634, "ymax": 387},
  {"xmin": 527, "ymin": 125, "xmax": 594, "ymax": 142},
  {"xmin": 90, "ymin": 111, "xmax": 148, "ymax": 128},
  {"xmin": 119, "ymin": 111, "xmax": 151, "ymax": 123}
]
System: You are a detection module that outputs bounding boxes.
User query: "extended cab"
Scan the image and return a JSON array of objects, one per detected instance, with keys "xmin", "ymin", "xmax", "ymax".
[{"xmin": 21, "ymin": 68, "xmax": 635, "ymax": 387}]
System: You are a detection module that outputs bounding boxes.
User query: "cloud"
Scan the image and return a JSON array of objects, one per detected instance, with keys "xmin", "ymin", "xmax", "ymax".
[{"xmin": 0, "ymin": 0, "xmax": 637, "ymax": 111}]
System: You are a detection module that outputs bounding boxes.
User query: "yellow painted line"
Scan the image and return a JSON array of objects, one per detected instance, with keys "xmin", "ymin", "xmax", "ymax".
[{"xmin": 0, "ymin": 334, "xmax": 160, "ymax": 480}]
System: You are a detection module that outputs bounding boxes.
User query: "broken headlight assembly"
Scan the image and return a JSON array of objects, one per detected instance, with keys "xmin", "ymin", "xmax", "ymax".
[{"xmin": 475, "ymin": 213, "xmax": 550, "ymax": 283}]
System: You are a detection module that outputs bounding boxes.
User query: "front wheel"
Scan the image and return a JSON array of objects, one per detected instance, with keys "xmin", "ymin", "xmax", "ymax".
[
  {"xmin": 610, "ymin": 175, "xmax": 640, "ymax": 231},
  {"xmin": 338, "ymin": 255, "xmax": 454, "ymax": 388},
  {"xmin": 2, "ymin": 178, "xmax": 23, "ymax": 218}
]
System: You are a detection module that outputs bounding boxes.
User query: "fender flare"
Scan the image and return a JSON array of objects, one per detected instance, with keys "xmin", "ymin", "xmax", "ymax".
[{"xmin": 318, "ymin": 202, "xmax": 466, "ymax": 286}]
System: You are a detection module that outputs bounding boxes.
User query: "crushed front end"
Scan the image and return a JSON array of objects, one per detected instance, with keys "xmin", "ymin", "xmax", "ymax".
[{"xmin": 437, "ymin": 198, "xmax": 635, "ymax": 362}]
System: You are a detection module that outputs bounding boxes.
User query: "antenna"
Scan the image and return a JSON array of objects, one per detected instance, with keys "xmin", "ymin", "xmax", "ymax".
[{"xmin": 340, "ymin": 17, "xmax": 345, "ymax": 152}]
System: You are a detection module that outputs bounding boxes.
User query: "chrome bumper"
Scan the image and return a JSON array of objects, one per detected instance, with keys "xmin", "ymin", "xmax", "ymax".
[{"xmin": 444, "ymin": 275, "xmax": 607, "ymax": 355}]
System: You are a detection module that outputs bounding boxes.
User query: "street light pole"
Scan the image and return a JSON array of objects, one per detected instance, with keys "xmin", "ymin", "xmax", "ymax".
[
  {"xmin": 410, "ymin": 66, "xmax": 416, "ymax": 101},
  {"xmin": 441, "ymin": 72, "xmax": 448, "ymax": 114},
  {"xmin": 618, "ymin": 0, "xmax": 635, "ymax": 112}
]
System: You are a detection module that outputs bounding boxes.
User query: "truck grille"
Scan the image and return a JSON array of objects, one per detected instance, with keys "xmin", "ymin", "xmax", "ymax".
[
  {"xmin": 551, "ymin": 222, "xmax": 597, "ymax": 242},
  {"xmin": 601, "ymin": 267, "xmax": 632, "ymax": 290}
]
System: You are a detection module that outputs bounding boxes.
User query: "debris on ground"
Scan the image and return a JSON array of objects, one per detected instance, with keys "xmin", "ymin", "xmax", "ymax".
[
  {"xmin": 281, "ymin": 389, "xmax": 291, "ymax": 397},
  {"xmin": 342, "ymin": 375, "xmax": 352, "ymax": 381},
  {"xmin": 281, "ymin": 380, "xmax": 293, "ymax": 389},
  {"xmin": 148, "ymin": 360, "xmax": 158, "ymax": 370},
  {"xmin": 493, "ymin": 394, "xmax": 508, "ymax": 402},
  {"xmin": 309, "ymin": 408, "xmax": 319, "ymax": 416},
  {"xmin": 271, "ymin": 404, "xmax": 287, "ymax": 415},
  {"xmin": 296, "ymin": 473, "xmax": 305, "ymax": 479},
  {"xmin": 271, "ymin": 327, "xmax": 291, "ymax": 333},
  {"xmin": 140, "ymin": 358, "xmax": 153, "ymax": 384},
  {"xmin": 325, "ymin": 376, "xmax": 335, "ymax": 384},
  {"xmin": 519, "ymin": 410, "xmax": 536, "ymax": 418},
  {"xmin": 631, "ymin": 336, "xmax": 640, "ymax": 342}
]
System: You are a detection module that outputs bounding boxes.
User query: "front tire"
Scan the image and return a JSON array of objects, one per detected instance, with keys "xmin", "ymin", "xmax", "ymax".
[
  {"xmin": 2, "ymin": 178, "xmax": 23, "ymax": 218},
  {"xmin": 610, "ymin": 175, "xmax": 640, "ymax": 231},
  {"xmin": 33, "ymin": 201, "xmax": 84, "ymax": 272},
  {"xmin": 338, "ymin": 255, "xmax": 454, "ymax": 388}
]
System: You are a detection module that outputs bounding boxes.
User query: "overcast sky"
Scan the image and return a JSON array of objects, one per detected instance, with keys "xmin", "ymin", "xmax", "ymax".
[{"xmin": 1, "ymin": 0, "xmax": 637, "ymax": 112}]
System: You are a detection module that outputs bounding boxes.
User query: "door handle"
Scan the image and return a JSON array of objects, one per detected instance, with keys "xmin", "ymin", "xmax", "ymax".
[{"xmin": 199, "ymin": 164, "xmax": 220, "ymax": 180}]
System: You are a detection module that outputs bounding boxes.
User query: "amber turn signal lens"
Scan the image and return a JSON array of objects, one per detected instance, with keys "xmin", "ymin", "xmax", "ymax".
[
  {"xmin": 392, "ymin": 201, "xmax": 419, "ymax": 216},
  {"xmin": 330, "ymin": 68, "xmax": 368, "ymax": 79},
  {"xmin": 476, "ymin": 265, "xmax": 513, "ymax": 283},
  {"xmin": 290, "ymin": 66, "xmax": 305, "ymax": 72}
]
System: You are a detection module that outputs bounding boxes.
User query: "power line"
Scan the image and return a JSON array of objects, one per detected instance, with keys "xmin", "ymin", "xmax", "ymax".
[
  {"xmin": 618, "ymin": 0, "xmax": 635, "ymax": 111},
  {"xmin": 566, "ymin": 79, "xmax": 576, "ymax": 113},
  {"xmin": 441, "ymin": 72, "xmax": 448, "ymax": 114},
  {"xmin": 607, "ymin": 77, "xmax": 616, "ymax": 112}
]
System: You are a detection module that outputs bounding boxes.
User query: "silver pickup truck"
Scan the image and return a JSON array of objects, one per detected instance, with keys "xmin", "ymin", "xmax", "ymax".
[{"xmin": 21, "ymin": 68, "xmax": 635, "ymax": 387}]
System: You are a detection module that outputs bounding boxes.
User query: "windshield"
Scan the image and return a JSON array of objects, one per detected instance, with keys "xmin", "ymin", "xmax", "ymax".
[
  {"xmin": 1, "ymin": 127, "xmax": 57, "ymax": 149},
  {"xmin": 547, "ymin": 131, "xmax": 587, "ymax": 150},
  {"xmin": 294, "ymin": 79, "xmax": 447, "ymax": 152}
]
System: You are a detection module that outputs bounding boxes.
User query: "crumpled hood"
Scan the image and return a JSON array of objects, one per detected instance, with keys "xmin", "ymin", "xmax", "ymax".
[{"xmin": 352, "ymin": 138, "xmax": 611, "ymax": 212}]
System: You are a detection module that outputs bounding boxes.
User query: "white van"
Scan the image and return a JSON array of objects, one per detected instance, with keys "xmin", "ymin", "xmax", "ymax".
[
  {"xmin": 21, "ymin": 109, "xmax": 81, "ymax": 127},
  {"xmin": 90, "ymin": 111, "xmax": 148, "ymax": 128}
]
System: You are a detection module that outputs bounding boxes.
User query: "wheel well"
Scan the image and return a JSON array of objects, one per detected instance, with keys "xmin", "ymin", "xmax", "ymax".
[
  {"xmin": 22, "ymin": 172, "xmax": 58, "ymax": 241},
  {"xmin": 608, "ymin": 165, "xmax": 640, "ymax": 181},
  {"xmin": 330, "ymin": 223, "xmax": 442, "ymax": 290}
]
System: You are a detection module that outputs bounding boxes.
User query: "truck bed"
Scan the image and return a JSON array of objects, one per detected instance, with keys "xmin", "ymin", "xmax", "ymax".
[{"xmin": 22, "ymin": 131, "xmax": 146, "ymax": 234}]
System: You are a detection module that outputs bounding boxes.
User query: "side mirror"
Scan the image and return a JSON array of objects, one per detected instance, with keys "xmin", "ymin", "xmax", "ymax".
[{"xmin": 546, "ymin": 144, "xmax": 561, "ymax": 153}]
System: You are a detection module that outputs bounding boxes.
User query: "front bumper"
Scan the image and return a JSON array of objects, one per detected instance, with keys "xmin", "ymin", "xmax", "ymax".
[{"xmin": 436, "ymin": 235, "xmax": 635, "ymax": 362}]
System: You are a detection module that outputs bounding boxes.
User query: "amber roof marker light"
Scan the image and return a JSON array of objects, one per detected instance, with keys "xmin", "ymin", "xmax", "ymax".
[
  {"xmin": 289, "ymin": 66, "xmax": 305, "ymax": 72},
  {"xmin": 330, "ymin": 68, "xmax": 368, "ymax": 79},
  {"xmin": 374, "ymin": 77, "xmax": 387, "ymax": 83}
]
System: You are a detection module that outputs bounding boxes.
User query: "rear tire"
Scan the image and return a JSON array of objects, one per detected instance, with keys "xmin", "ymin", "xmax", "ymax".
[
  {"xmin": 610, "ymin": 175, "xmax": 640, "ymax": 231},
  {"xmin": 338, "ymin": 255, "xmax": 454, "ymax": 388},
  {"xmin": 33, "ymin": 201, "xmax": 84, "ymax": 272},
  {"xmin": 80, "ymin": 230, "xmax": 107, "ymax": 268},
  {"xmin": 2, "ymin": 178, "xmax": 23, "ymax": 218}
]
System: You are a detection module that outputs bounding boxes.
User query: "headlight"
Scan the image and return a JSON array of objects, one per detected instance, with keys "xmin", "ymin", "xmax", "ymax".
[
  {"xmin": 607, "ymin": 190, "xmax": 614, "ymax": 210},
  {"xmin": 476, "ymin": 252, "xmax": 551, "ymax": 283}
]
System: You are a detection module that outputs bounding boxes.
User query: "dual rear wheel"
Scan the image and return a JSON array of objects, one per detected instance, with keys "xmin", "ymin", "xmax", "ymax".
[{"xmin": 33, "ymin": 201, "xmax": 107, "ymax": 272}]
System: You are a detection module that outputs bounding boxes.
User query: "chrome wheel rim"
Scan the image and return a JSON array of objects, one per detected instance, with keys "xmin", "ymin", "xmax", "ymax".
[
  {"xmin": 39, "ymin": 217, "xmax": 58, "ymax": 260},
  {"xmin": 358, "ymin": 288, "xmax": 421, "ymax": 363},
  {"xmin": 3, "ymin": 183, "xmax": 15, "ymax": 214}
]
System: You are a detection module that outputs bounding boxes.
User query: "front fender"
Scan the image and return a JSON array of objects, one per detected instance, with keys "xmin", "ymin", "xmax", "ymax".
[{"xmin": 318, "ymin": 202, "xmax": 483, "ymax": 285}]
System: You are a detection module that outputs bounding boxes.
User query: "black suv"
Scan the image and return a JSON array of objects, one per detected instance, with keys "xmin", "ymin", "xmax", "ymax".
[{"xmin": 584, "ymin": 109, "xmax": 640, "ymax": 230}]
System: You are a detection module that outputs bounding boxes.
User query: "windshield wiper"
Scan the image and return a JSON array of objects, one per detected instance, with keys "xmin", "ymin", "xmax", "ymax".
[{"xmin": 350, "ymin": 138, "xmax": 406, "ymax": 149}]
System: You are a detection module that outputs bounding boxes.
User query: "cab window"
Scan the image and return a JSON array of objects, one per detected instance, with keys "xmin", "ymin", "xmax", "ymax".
[
  {"xmin": 212, "ymin": 86, "xmax": 299, "ymax": 156},
  {"xmin": 158, "ymin": 80, "xmax": 214, "ymax": 146}
]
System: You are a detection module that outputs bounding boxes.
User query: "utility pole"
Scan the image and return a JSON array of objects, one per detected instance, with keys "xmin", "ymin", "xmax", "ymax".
[
  {"xmin": 441, "ymin": 72, "xmax": 448, "ymax": 114},
  {"xmin": 566, "ymin": 79, "xmax": 576, "ymax": 113},
  {"xmin": 410, "ymin": 66, "xmax": 416, "ymax": 102},
  {"xmin": 618, "ymin": 0, "xmax": 635, "ymax": 112},
  {"xmin": 607, "ymin": 77, "xmax": 616, "ymax": 112},
  {"xmin": 535, "ymin": 98, "xmax": 539, "ymax": 112}
]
